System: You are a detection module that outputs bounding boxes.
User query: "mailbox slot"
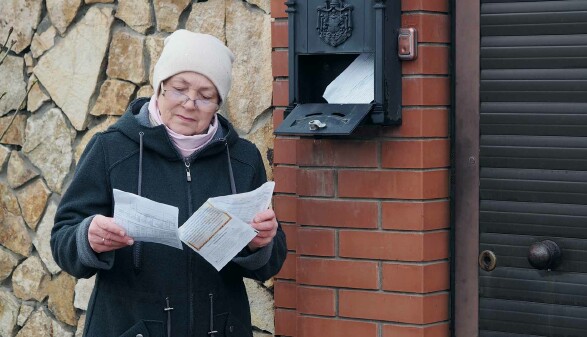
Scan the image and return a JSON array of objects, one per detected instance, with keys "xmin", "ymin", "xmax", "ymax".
[
  {"xmin": 275, "ymin": 0, "xmax": 402, "ymax": 136},
  {"xmin": 297, "ymin": 54, "xmax": 365, "ymax": 104}
]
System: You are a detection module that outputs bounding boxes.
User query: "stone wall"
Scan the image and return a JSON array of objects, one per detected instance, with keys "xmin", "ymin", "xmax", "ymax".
[{"xmin": 0, "ymin": 0, "xmax": 275, "ymax": 336}]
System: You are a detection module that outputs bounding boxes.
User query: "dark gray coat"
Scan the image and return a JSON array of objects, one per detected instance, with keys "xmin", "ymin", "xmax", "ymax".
[{"xmin": 51, "ymin": 98, "xmax": 287, "ymax": 337}]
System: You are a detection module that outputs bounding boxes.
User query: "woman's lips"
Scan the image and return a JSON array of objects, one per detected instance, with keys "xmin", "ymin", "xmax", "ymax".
[{"xmin": 177, "ymin": 114, "xmax": 196, "ymax": 122}]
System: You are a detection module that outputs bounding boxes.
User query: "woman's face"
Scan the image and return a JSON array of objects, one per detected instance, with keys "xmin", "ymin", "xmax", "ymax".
[{"xmin": 157, "ymin": 72, "xmax": 220, "ymax": 136}]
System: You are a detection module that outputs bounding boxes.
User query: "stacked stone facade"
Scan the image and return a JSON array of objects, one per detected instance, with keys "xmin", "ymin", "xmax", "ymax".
[{"xmin": 0, "ymin": 0, "xmax": 275, "ymax": 336}]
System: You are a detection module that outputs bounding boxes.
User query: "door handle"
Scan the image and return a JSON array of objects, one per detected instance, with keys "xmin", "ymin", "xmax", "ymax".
[{"xmin": 528, "ymin": 240, "xmax": 561, "ymax": 270}]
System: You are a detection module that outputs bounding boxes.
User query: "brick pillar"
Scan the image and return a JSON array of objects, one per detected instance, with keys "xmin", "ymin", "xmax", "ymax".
[{"xmin": 272, "ymin": 1, "xmax": 451, "ymax": 336}]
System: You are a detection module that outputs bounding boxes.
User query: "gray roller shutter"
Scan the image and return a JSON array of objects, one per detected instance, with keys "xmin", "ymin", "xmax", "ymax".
[{"xmin": 479, "ymin": 1, "xmax": 587, "ymax": 336}]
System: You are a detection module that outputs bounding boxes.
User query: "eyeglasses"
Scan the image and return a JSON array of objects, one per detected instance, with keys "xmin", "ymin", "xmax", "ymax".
[{"xmin": 161, "ymin": 85, "xmax": 219, "ymax": 112}]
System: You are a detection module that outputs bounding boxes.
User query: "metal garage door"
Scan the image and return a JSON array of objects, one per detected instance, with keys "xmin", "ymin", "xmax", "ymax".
[{"xmin": 479, "ymin": 1, "xmax": 587, "ymax": 336}]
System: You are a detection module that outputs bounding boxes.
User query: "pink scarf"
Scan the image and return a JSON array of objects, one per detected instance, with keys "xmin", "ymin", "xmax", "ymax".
[{"xmin": 148, "ymin": 95, "xmax": 219, "ymax": 158}]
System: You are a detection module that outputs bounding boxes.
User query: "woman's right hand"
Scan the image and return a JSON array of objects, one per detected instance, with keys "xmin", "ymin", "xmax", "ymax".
[{"xmin": 88, "ymin": 215, "xmax": 134, "ymax": 253}]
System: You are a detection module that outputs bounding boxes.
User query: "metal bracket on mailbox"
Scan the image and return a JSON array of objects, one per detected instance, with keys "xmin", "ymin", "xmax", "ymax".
[{"xmin": 308, "ymin": 120, "xmax": 327, "ymax": 130}]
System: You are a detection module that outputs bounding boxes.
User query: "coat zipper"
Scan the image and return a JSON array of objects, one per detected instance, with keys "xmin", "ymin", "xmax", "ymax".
[
  {"xmin": 187, "ymin": 180, "xmax": 194, "ymax": 336},
  {"xmin": 182, "ymin": 137, "xmax": 229, "ymax": 183},
  {"xmin": 184, "ymin": 160, "xmax": 191, "ymax": 182},
  {"xmin": 183, "ymin": 136, "xmax": 229, "ymax": 335}
]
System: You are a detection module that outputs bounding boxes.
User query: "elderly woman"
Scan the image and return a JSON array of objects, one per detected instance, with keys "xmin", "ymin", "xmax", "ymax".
[{"xmin": 51, "ymin": 30, "xmax": 287, "ymax": 337}]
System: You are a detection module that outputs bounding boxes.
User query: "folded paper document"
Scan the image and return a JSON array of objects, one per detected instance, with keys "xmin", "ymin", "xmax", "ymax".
[
  {"xmin": 323, "ymin": 53, "xmax": 374, "ymax": 104},
  {"xmin": 179, "ymin": 181, "xmax": 275, "ymax": 270},
  {"xmin": 113, "ymin": 189, "xmax": 182, "ymax": 249},
  {"xmin": 113, "ymin": 181, "xmax": 275, "ymax": 270}
]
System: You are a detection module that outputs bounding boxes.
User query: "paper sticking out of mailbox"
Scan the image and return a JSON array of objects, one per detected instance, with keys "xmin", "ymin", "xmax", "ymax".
[{"xmin": 323, "ymin": 53, "xmax": 374, "ymax": 104}]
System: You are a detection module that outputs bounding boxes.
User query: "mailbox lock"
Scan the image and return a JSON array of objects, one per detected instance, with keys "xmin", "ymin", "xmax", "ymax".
[
  {"xmin": 308, "ymin": 120, "xmax": 327, "ymax": 131},
  {"xmin": 398, "ymin": 28, "xmax": 418, "ymax": 61},
  {"xmin": 479, "ymin": 250, "xmax": 497, "ymax": 271}
]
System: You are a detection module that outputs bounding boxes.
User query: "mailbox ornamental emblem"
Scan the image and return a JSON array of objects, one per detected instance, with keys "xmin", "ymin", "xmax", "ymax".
[{"xmin": 317, "ymin": 0, "xmax": 353, "ymax": 47}]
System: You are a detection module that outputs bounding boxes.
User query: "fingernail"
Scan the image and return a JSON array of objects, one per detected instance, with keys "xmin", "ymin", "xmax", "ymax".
[
  {"xmin": 120, "ymin": 231, "xmax": 125, "ymax": 236},
  {"xmin": 128, "ymin": 239, "xmax": 134, "ymax": 245}
]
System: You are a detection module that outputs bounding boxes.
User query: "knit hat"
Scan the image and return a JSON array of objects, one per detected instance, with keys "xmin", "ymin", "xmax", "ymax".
[{"xmin": 152, "ymin": 30, "xmax": 235, "ymax": 104}]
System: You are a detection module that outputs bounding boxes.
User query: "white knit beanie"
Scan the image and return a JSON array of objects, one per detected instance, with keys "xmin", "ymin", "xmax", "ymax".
[{"xmin": 153, "ymin": 30, "xmax": 235, "ymax": 104}]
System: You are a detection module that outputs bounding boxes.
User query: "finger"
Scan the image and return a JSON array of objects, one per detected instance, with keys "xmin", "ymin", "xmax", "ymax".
[
  {"xmin": 92, "ymin": 216, "xmax": 134, "ymax": 245},
  {"xmin": 101, "ymin": 229, "xmax": 134, "ymax": 245},
  {"xmin": 89, "ymin": 234, "xmax": 105, "ymax": 245},
  {"xmin": 250, "ymin": 220, "xmax": 277, "ymax": 232},
  {"xmin": 94, "ymin": 216, "xmax": 127, "ymax": 237},
  {"xmin": 89, "ymin": 216, "xmax": 134, "ymax": 251},
  {"xmin": 89, "ymin": 234, "xmax": 128, "ymax": 248},
  {"xmin": 254, "ymin": 229, "xmax": 277, "ymax": 239},
  {"xmin": 252, "ymin": 231, "xmax": 276, "ymax": 245},
  {"xmin": 102, "ymin": 238, "xmax": 128, "ymax": 249},
  {"xmin": 253, "ymin": 209, "xmax": 275, "ymax": 223},
  {"xmin": 91, "ymin": 227, "xmax": 133, "ymax": 246},
  {"xmin": 94, "ymin": 236, "xmax": 130, "ymax": 253}
]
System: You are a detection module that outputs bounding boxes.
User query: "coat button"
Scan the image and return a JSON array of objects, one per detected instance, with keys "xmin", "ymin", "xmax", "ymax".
[
  {"xmin": 229, "ymin": 325, "xmax": 234, "ymax": 333},
  {"xmin": 136, "ymin": 334, "xmax": 143, "ymax": 337}
]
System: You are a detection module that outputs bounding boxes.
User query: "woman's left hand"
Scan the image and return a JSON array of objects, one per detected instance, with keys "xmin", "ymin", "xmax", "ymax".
[{"xmin": 248, "ymin": 209, "xmax": 278, "ymax": 252}]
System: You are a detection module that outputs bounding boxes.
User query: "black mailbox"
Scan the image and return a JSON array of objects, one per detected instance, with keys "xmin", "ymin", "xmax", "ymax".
[{"xmin": 274, "ymin": 0, "xmax": 402, "ymax": 136}]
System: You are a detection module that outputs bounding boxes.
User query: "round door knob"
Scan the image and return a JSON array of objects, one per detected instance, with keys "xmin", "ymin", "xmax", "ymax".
[{"xmin": 528, "ymin": 240, "xmax": 561, "ymax": 270}]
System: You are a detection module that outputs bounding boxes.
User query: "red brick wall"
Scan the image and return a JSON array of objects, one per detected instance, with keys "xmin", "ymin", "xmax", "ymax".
[{"xmin": 272, "ymin": 1, "xmax": 451, "ymax": 336}]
